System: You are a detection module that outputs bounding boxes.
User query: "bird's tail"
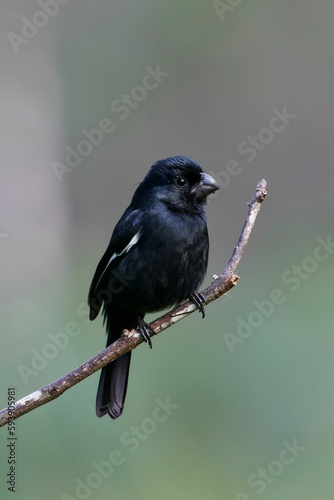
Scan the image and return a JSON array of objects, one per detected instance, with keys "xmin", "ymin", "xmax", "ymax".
[{"xmin": 96, "ymin": 312, "xmax": 137, "ymax": 419}]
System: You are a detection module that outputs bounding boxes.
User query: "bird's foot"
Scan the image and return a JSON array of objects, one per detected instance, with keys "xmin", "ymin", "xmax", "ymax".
[
  {"xmin": 137, "ymin": 317, "xmax": 153, "ymax": 349},
  {"xmin": 190, "ymin": 292, "xmax": 207, "ymax": 319}
]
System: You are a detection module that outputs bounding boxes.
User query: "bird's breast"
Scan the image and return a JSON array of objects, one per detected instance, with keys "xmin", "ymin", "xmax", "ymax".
[{"xmin": 110, "ymin": 212, "xmax": 209, "ymax": 314}]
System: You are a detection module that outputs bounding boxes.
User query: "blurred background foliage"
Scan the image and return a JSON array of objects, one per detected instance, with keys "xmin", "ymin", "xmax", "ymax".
[{"xmin": 1, "ymin": 1, "xmax": 334, "ymax": 499}]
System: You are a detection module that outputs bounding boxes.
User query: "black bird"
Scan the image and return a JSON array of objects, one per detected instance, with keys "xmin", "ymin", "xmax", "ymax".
[{"xmin": 88, "ymin": 156, "xmax": 219, "ymax": 419}]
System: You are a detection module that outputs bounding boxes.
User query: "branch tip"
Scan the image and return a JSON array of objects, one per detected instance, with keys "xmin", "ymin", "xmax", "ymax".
[{"xmin": 256, "ymin": 178, "xmax": 267, "ymax": 201}]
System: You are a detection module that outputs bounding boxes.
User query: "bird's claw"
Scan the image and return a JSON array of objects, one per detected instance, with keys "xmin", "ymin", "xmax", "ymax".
[
  {"xmin": 190, "ymin": 292, "xmax": 207, "ymax": 318},
  {"xmin": 137, "ymin": 317, "xmax": 153, "ymax": 349}
]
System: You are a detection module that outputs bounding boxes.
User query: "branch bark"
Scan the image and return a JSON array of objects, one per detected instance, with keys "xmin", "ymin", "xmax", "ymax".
[{"xmin": 0, "ymin": 179, "xmax": 267, "ymax": 428}]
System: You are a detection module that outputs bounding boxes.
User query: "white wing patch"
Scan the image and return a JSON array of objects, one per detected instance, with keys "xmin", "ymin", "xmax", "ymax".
[
  {"xmin": 95, "ymin": 232, "xmax": 140, "ymax": 289},
  {"xmin": 108, "ymin": 232, "xmax": 140, "ymax": 265}
]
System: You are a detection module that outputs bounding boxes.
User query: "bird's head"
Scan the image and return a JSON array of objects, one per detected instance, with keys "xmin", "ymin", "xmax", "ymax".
[{"xmin": 133, "ymin": 156, "xmax": 219, "ymax": 214}]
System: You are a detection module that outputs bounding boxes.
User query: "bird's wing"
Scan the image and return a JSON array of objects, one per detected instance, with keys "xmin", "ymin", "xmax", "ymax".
[{"xmin": 88, "ymin": 208, "xmax": 143, "ymax": 320}]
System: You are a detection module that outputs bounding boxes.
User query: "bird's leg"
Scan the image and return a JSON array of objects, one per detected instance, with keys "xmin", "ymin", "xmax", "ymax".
[
  {"xmin": 137, "ymin": 317, "xmax": 153, "ymax": 349},
  {"xmin": 190, "ymin": 292, "xmax": 207, "ymax": 319}
]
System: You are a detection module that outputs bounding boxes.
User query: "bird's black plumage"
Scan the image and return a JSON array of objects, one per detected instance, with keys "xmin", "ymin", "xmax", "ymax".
[{"xmin": 88, "ymin": 156, "xmax": 219, "ymax": 419}]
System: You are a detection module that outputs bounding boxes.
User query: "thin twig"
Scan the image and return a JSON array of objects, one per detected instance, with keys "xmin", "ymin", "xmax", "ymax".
[{"xmin": 0, "ymin": 179, "xmax": 267, "ymax": 428}]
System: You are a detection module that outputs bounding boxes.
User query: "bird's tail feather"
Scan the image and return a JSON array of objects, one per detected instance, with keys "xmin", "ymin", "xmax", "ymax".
[
  {"xmin": 96, "ymin": 351, "xmax": 131, "ymax": 418},
  {"xmin": 96, "ymin": 311, "xmax": 137, "ymax": 419}
]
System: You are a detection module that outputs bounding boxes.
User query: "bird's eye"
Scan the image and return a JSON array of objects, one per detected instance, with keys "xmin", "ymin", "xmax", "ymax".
[{"xmin": 176, "ymin": 177, "xmax": 187, "ymax": 187}]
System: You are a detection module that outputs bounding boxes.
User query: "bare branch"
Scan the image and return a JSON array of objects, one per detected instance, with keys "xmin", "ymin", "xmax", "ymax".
[{"xmin": 0, "ymin": 179, "xmax": 267, "ymax": 428}]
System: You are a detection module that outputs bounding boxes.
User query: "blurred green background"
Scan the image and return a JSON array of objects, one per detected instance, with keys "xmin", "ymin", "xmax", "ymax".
[{"xmin": 1, "ymin": 1, "xmax": 334, "ymax": 499}]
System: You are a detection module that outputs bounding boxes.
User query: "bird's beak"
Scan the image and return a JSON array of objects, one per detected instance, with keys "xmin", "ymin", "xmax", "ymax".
[{"xmin": 194, "ymin": 172, "xmax": 220, "ymax": 198}]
